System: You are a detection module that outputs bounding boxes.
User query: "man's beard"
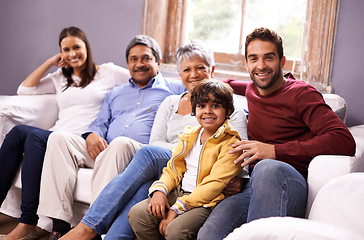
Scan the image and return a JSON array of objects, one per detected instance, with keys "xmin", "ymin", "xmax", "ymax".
[{"xmin": 250, "ymin": 67, "xmax": 281, "ymax": 90}]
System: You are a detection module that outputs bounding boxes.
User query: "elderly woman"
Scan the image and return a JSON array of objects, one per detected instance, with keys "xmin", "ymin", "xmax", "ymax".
[{"xmin": 61, "ymin": 40, "xmax": 248, "ymax": 240}]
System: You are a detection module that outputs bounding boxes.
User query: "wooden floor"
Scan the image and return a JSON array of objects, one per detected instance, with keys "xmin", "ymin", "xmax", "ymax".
[{"xmin": 0, "ymin": 213, "xmax": 50, "ymax": 239}]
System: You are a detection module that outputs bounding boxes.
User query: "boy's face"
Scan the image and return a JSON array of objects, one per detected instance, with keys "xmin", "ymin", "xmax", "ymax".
[{"xmin": 195, "ymin": 95, "xmax": 226, "ymax": 135}]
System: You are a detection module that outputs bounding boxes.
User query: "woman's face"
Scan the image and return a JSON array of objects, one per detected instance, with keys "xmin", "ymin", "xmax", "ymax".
[
  {"xmin": 60, "ymin": 36, "xmax": 87, "ymax": 71},
  {"xmin": 179, "ymin": 57, "xmax": 214, "ymax": 93}
]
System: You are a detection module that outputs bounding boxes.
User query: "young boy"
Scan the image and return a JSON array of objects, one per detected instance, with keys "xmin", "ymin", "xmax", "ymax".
[{"xmin": 128, "ymin": 79, "xmax": 243, "ymax": 240}]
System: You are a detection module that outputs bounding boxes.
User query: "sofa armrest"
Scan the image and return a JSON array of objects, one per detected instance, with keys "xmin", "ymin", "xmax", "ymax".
[
  {"xmin": 306, "ymin": 155, "xmax": 358, "ymax": 217},
  {"xmin": 308, "ymin": 173, "xmax": 364, "ymax": 236},
  {"xmin": 0, "ymin": 94, "xmax": 58, "ymax": 146},
  {"xmin": 305, "ymin": 124, "xmax": 364, "ymax": 216}
]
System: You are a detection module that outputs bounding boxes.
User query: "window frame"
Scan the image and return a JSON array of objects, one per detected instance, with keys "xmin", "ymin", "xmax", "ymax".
[{"xmin": 142, "ymin": 0, "xmax": 339, "ymax": 93}]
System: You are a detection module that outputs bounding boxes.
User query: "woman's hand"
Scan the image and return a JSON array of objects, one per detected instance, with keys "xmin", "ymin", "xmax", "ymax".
[
  {"xmin": 159, "ymin": 209, "xmax": 177, "ymax": 236},
  {"xmin": 22, "ymin": 53, "xmax": 69, "ymax": 87},
  {"xmin": 148, "ymin": 191, "xmax": 170, "ymax": 219},
  {"xmin": 85, "ymin": 133, "xmax": 108, "ymax": 161},
  {"xmin": 49, "ymin": 53, "xmax": 70, "ymax": 69},
  {"xmin": 229, "ymin": 140, "xmax": 275, "ymax": 167}
]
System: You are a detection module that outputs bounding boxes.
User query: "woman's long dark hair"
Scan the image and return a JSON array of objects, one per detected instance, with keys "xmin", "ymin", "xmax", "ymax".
[{"xmin": 59, "ymin": 26, "xmax": 97, "ymax": 90}]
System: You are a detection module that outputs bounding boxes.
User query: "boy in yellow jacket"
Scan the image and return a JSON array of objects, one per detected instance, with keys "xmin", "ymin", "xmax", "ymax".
[{"xmin": 128, "ymin": 79, "xmax": 243, "ymax": 239}]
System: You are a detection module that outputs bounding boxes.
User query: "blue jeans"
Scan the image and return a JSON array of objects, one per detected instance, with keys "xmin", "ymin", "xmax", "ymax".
[
  {"xmin": 198, "ymin": 159, "xmax": 308, "ymax": 240},
  {"xmin": 82, "ymin": 145, "xmax": 172, "ymax": 239},
  {"xmin": 247, "ymin": 159, "xmax": 307, "ymax": 221},
  {"xmin": 0, "ymin": 125, "xmax": 52, "ymax": 225},
  {"xmin": 197, "ymin": 181, "xmax": 251, "ymax": 240}
]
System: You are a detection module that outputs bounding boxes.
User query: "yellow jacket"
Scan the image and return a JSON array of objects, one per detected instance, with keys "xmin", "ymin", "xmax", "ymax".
[{"xmin": 149, "ymin": 119, "xmax": 243, "ymax": 214}]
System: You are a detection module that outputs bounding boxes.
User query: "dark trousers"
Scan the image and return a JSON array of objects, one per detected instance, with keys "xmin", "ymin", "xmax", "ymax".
[{"xmin": 0, "ymin": 125, "xmax": 52, "ymax": 225}]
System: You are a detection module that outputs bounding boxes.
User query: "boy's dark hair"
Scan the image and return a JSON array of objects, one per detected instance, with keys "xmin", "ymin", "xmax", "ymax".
[
  {"xmin": 245, "ymin": 27, "xmax": 284, "ymax": 61},
  {"xmin": 191, "ymin": 79, "xmax": 234, "ymax": 118}
]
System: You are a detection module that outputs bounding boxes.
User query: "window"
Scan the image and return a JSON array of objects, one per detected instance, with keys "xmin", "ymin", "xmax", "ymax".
[{"xmin": 142, "ymin": 0, "xmax": 339, "ymax": 93}]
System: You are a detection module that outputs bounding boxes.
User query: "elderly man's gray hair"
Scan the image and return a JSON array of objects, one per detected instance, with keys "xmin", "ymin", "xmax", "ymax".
[{"xmin": 125, "ymin": 35, "xmax": 162, "ymax": 62}]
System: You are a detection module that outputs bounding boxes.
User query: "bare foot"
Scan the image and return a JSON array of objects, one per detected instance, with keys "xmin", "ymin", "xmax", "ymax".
[
  {"xmin": 60, "ymin": 223, "xmax": 97, "ymax": 240},
  {"xmin": 4, "ymin": 223, "xmax": 37, "ymax": 240}
]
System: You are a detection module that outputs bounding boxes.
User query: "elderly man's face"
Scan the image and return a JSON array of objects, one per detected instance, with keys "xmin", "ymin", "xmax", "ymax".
[{"xmin": 127, "ymin": 45, "xmax": 160, "ymax": 87}]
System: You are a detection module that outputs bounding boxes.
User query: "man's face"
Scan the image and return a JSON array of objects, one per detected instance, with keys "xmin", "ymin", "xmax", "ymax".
[
  {"xmin": 245, "ymin": 40, "xmax": 286, "ymax": 95},
  {"xmin": 127, "ymin": 45, "xmax": 160, "ymax": 87}
]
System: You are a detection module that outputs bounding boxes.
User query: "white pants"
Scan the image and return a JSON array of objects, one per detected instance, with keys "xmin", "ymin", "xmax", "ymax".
[
  {"xmin": 91, "ymin": 136, "xmax": 144, "ymax": 202},
  {"xmin": 37, "ymin": 131, "xmax": 143, "ymax": 223}
]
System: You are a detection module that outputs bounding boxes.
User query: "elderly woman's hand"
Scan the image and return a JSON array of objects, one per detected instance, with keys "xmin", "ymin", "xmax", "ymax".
[{"xmin": 222, "ymin": 176, "xmax": 247, "ymax": 197}]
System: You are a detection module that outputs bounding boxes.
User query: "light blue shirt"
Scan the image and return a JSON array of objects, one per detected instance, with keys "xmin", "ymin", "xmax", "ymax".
[{"xmin": 83, "ymin": 72, "xmax": 185, "ymax": 144}]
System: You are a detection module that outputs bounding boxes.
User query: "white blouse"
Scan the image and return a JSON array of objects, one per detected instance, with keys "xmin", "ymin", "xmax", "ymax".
[{"xmin": 17, "ymin": 62, "xmax": 130, "ymax": 135}]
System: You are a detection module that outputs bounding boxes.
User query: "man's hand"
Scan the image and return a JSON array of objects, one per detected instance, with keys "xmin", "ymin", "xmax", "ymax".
[
  {"xmin": 229, "ymin": 140, "xmax": 275, "ymax": 167},
  {"xmin": 85, "ymin": 133, "xmax": 108, "ymax": 161},
  {"xmin": 222, "ymin": 176, "xmax": 246, "ymax": 197},
  {"xmin": 159, "ymin": 209, "xmax": 177, "ymax": 236},
  {"xmin": 148, "ymin": 191, "xmax": 170, "ymax": 219}
]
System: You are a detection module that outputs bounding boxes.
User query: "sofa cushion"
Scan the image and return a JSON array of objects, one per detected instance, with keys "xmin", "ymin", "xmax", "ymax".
[
  {"xmin": 74, "ymin": 168, "xmax": 93, "ymax": 204},
  {"xmin": 349, "ymin": 125, "xmax": 364, "ymax": 166},
  {"xmin": 308, "ymin": 173, "xmax": 364, "ymax": 237},
  {"xmin": 322, "ymin": 93, "xmax": 347, "ymax": 122},
  {"xmin": 224, "ymin": 216, "xmax": 363, "ymax": 240}
]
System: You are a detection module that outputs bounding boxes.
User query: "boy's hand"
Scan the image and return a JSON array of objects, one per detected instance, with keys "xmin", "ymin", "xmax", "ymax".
[
  {"xmin": 229, "ymin": 140, "xmax": 275, "ymax": 167},
  {"xmin": 148, "ymin": 191, "xmax": 170, "ymax": 219},
  {"xmin": 159, "ymin": 209, "xmax": 177, "ymax": 236}
]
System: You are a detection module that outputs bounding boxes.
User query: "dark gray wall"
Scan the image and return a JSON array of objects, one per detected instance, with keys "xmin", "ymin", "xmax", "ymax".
[
  {"xmin": 331, "ymin": 0, "xmax": 364, "ymax": 127},
  {"xmin": 0, "ymin": 0, "xmax": 144, "ymax": 95}
]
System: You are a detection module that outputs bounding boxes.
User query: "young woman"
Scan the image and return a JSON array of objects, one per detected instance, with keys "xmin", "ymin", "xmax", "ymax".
[{"xmin": 0, "ymin": 26, "xmax": 129, "ymax": 240}]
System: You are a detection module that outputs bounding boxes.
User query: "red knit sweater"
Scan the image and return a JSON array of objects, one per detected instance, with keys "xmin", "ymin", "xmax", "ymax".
[{"xmin": 226, "ymin": 75, "xmax": 356, "ymax": 178}]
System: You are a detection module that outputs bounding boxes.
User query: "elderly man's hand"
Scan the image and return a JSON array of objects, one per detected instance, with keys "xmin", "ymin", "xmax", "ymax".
[{"xmin": 85, "ymin": 133, "xmax": 108, "ymax": 161}]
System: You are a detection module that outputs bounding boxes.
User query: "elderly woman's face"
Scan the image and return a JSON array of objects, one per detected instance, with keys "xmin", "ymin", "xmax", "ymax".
[{"xmin": 179, "ymin": 57, "xmax": 213, "ymax": 92}]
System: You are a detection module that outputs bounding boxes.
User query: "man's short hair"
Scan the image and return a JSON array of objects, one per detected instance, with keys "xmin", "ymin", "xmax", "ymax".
[
  {"xmin": 125, "ymin": 35, "xmax": 162, "ymax": 62},
  {"xmin": 245, "ymin": 27, "xmax": 284, "ymax": 60}
]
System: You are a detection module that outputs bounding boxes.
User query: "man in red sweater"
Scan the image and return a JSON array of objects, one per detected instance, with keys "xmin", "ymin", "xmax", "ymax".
[{"xmin": 198, "ymin": 27, "xmax": 356, "ymax": 240}]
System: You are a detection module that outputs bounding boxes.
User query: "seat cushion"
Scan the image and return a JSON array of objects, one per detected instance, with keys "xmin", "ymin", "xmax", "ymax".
[{"xmin": 73, "ymin": 168, "xmax": 93, "ymax": 204}]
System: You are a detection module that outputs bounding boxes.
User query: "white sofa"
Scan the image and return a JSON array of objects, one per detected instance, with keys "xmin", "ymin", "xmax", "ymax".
[
  {"xmin": 0, "ymin": 93, "xmax": 363, "ymax": 234},
  {"xmin": 0, "ymin": 95, "xmax": 92, "ymax": 231}
]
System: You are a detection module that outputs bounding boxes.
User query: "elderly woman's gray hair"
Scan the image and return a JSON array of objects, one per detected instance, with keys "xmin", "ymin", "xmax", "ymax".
[
  {"xmin": 125, "ymin": 35, "xmax": 162, "ymax": 62},
  {"xmin": 175, "ymin": 40, "xmax": 215, "ymax": 72}
]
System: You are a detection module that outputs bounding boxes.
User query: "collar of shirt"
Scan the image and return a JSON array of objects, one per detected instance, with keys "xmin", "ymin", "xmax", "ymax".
[{"xmin": 128, "ymin": 72, "xmax": 163, "ymax": 89}]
